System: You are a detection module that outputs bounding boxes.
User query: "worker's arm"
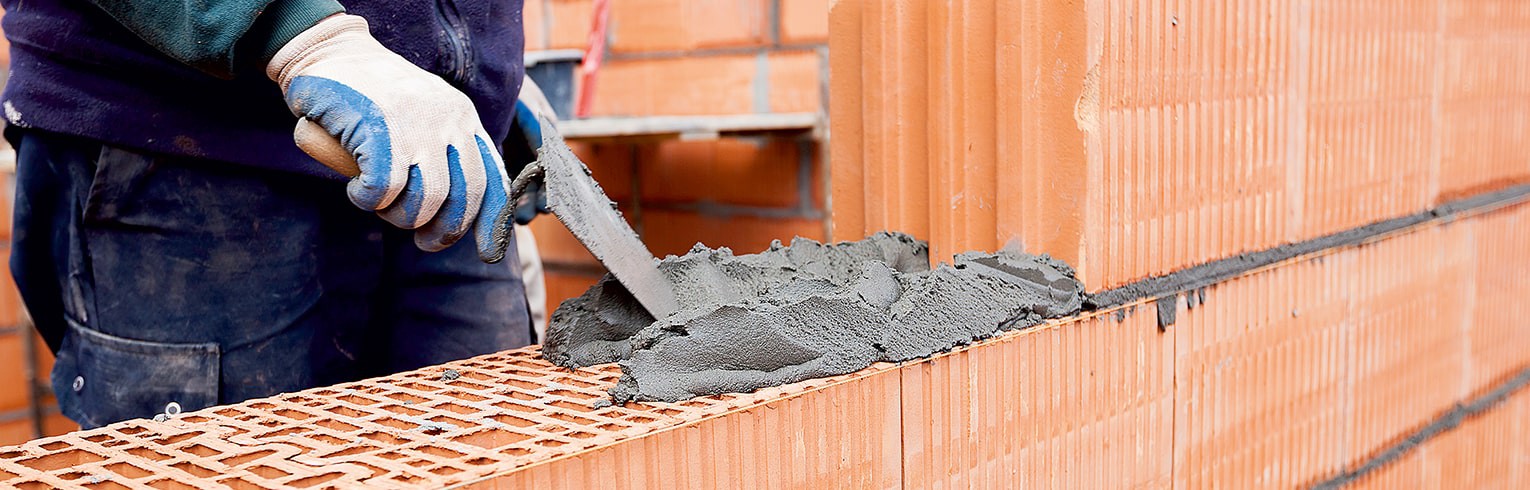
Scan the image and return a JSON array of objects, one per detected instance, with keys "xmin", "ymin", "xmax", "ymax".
[{"xmin": 86, "ymin": 0, "xmax": 344, "ymax": 77}]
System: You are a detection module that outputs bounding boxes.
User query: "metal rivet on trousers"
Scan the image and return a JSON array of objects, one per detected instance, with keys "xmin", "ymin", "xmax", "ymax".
[
  {"xmin": 164, "ymin": 402, "xmax": 182, "ymax": 416},
  {"xmin": 72, "ymin": 376, "xmax": 84, "ymax": 392}
]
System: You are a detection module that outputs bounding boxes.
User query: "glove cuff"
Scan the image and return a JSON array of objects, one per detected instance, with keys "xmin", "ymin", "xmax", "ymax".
[{"xmin": 266, "ymin": 13, "xmax": 370, "ymax": 90}]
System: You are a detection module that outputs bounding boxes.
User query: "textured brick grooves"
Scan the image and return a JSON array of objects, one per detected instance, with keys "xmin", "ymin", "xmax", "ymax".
[
  {"xmin": 1, "ymin": 195, "xmax": 1527, "ymax": 488},
  {"xmin": 830, "ymin": 0, "xmax": 1530, "ymax": 289},
  {"xmin": 1311, "ymin": 367, "xmax": 1530, "ymax": 488}
]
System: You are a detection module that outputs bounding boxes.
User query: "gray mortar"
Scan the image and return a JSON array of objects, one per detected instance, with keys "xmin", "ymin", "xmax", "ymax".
[
  {"xmin": 1087, "ymin": 183, "xmax": 1530, "ymax": 311},
  {"xmin": 543, "ymin": 232, "xmax": 931, "ymax": 368},
  {"xmin": 542, "ymin": 232, "xmax": 1085, "ymax": 404},
  {"xmin": 1311, "ymin": 367, "xmax": 1530, "ymax": 489}
]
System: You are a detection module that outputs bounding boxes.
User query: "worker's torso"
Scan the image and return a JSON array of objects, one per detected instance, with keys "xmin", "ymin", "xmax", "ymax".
[{"xmin": 0, "ymin": 0, "xmax": 526, "ymax": 178}]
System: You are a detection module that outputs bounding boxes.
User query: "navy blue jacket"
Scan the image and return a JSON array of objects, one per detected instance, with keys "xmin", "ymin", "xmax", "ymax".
[{"xmin": 0, "ymin": 0, "xmax": 526, "ymax": 178}]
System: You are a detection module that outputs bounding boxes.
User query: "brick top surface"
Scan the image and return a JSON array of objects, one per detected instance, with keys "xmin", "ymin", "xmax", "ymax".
[{"xmin": 0, "ymin": 345, "xmax": 893, "ymax": 489}]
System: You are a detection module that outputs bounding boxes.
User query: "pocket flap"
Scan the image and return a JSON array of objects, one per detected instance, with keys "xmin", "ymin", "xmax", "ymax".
[{"xmin": 52, "ymin": 320, "xmax": 220, "ymax": 428}]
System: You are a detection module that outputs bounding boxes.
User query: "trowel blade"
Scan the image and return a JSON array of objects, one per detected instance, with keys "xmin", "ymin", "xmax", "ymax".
[{"xmin": 535, "ymin": 123, "xmax": 681, "ymax": 320}]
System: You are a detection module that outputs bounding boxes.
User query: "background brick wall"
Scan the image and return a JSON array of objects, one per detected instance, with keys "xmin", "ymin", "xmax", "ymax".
[
  {"xmin": 0, "ymin": 6, "xmax": 75, "ymax": 446},
  {"xmin": 0, "ymin": 167, "xmax": 75, "ymax": 446},
  {"xmin": 522, "ymin": 0, "xmax": 831, "ymax": 318}
]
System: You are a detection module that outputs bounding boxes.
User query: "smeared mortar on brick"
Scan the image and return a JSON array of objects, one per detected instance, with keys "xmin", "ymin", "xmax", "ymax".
[
  {"xmin": 1087, "ymin": 183, "xmax": 1530, "ymax": 311},
  {"xmin": 543, "ymin": 232, "xmax": 1086, "ymax": 404}
]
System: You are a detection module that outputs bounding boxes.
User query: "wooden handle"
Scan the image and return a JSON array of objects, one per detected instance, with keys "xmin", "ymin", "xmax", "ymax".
[{"xmin": 294, "ymin": 119, "xmax": 361, "ymax": 178}]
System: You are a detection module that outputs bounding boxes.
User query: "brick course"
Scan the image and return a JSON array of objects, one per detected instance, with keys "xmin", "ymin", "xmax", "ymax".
[{"xmin": 2, "ymin": 199, "xmax": 1527, "ymax": 488}]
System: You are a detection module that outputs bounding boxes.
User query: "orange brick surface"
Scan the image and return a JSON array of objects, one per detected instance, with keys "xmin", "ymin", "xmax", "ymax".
[
  {"xmin": 640, "ymin": 209, "xmax": 824, "ymax": 258},
  {"xmin": 778, "ymin": 0, "xmax": 831, "ymax": 44},
  {"xmin": 607, "ymin": 0, "xmax": 770, "ymax": 53},
  {"xmin": 524, "ymin": 0, "xmax": 597, "ymax": 51},
  {"xmin": 637, "ymin": 139, "xmax": 802, "ymax": 208},
  {"xmin": 3, "ymin": 194, "xmax": 1527, "ymax": 488},
  {"xmin": 830, "ymin": 0, "xmax": 1530, "ymax": 289},
  {"xmin": 585, "ymin": 52, "xmax": 828, "ymax": 117}
]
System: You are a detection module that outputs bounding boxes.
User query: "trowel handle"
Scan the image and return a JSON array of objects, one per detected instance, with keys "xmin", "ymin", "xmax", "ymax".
[{"xmin": 294, "ymin": 118, "xmax": 362, "ymax": 178}]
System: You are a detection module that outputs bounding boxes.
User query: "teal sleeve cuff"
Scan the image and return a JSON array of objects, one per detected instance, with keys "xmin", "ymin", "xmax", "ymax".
[{"xmin": 252, "ymin": 0, "xmax": 346, "ymax": 63}]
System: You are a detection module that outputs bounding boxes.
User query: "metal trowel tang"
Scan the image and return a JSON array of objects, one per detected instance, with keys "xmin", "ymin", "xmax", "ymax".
[{"xmin": 515, "ymin": 115, "xmax": 680, "ymax": 320}]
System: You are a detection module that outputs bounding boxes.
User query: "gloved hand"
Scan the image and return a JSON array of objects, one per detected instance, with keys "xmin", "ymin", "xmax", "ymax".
[{"xmin": 267, "ymin": 14, "xmax": 514, "ymax": 262}]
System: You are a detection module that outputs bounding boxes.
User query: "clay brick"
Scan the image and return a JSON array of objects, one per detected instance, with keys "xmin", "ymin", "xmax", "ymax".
[
  {"xmin": 0, "ymin": 333, "xmax": 28, "ymax": 412},
  {"xmin": 0, "ymin": 419, "xmax": 37, "ymax": 448},
  {"xmin": 1468, "ymin": 210, "xmax": 1530, "ymax": 389},
  {"xmin": 639, "ymin": 209, "xmax": 824, "ymax": 258},
  {"xmin": 526, "ymin": 214, "xmax": 601, "ymax": 268},
  {"xmin": 0, "ymin": 250, "xmax": 24, "ymax": 327},
  {"xmin": 766, "ymin": 50, "xmax": 821, "ymax": 113},
  {"xmin": 1301, "ymin": 0, "xmax": 1437, "ymax": 238},
  {"xmin": 498, "ymin": 365, "xmax": 904, "ymax": 488},
  {"xmin": 0, "ymin": 7, "xmax": 10, "ymax": 68},
  {"xmin": 829, "ymin": 0, "xmax": 1088, "ymax": 267},
  {"xmin": 901, "ymin": 312, "xmax": 1174, "ymax": 488},
  {"xmin": 636, "ymin": 139, "xmax": 803, "ymax": 208},
  {"xmin": 1346, "ymin": 228, "xmax": 1471, "ymax": 459},
  {"xmin": 1174, "ymin": 259, "xmax": 1353, "ymax": 488},
  {"xmin": 588, "ymin": 55, "xmax": 758, "ymax": 116},
  {"xmin": 0, "ymin": 345, "xmax": 898, "ymax": 488},
  {"xmin": 607, "ymin": 0, "xmax": 770, "ymax": 53},
  {"xmin": 515, "ymin": 0, "xmax": 572, "ymax": 51},
  {"xmin": 778, "ymin": 0, "xmax": 830, "ymax": 44},
  {"xmin": 523, "ymin": 0, "xmax": 548, "ymax": 51},
  {"xmin": 1436, "ymin": 0, "xmax": 1530, "ymax": 199},
  {"xmin": 545, "ymin": 0, "xmax": 597, "ymax": 50},
  {"xmin": 1346, "ymin": 388, "xmax": 1529, "ymax": 489},
  {"xmin": 567, "ymin": 142, "xmax": 637, "ymax": 204},
  {"xmin": 829, "ymin": 0, "xmax": 1530, "ymax": 288},
  {"xmin": 0, "ymin": 171, "xmax": 13, "ymax": 240},
  {"xmin": 1, "ymin": 182, "xmax": 1527, "ymax": 489},
  {"xmin": 541, "ymin": 271, "xmax": 602, "ymax": 320}
]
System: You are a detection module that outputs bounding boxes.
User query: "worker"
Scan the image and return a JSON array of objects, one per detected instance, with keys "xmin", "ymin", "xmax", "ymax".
[{"xmin": 1, "ymin": 0, "xmax": 536, "ymax": 428}]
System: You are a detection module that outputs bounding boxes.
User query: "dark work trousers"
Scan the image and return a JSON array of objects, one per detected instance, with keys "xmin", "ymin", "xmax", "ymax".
[{"xmin": 8, "ymin": 129, "xmax": 533, "ymax": 429}]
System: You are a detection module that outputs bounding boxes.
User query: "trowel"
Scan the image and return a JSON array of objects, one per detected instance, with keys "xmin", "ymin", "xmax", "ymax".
[{"xmin": 293, "ymin": 118, "xmax": 681, "ymax": 320}]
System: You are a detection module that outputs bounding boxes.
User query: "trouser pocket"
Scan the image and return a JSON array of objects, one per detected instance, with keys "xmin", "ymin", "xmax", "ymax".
[{"xmin": 51, "ymin": 318, "xmax": 220, "ymax": 429}]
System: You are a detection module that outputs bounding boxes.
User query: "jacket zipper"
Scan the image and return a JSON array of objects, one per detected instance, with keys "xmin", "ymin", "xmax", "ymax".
[{"xmin": 435, "ymin": 0, "xmax": 473, "ymax": 85}]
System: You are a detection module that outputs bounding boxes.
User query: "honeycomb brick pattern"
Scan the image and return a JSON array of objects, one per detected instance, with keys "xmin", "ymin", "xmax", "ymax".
[
  {"xmin": 1, "ymin": 197, "xmax": 1527, "ymax": 488},
  {"xmin": 0, "ymin": 352, "xmax": 895, "ymax": 489}
]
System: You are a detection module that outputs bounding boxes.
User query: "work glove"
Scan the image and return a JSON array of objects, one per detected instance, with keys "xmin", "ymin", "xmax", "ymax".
[{"xmin": 268, "ymin": 14, "xmax": 515, "ymax": 262}]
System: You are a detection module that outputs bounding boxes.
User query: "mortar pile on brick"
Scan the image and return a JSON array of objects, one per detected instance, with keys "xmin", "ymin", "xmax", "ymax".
[{"xmin": 542, "ymin": 232, "xmax": 1087, "ymax": 404}]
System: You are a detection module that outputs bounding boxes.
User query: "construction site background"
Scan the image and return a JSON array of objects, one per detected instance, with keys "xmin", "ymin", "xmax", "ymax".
[{"xmin": 0, "ymin": 0, "xmax": 834, "ymax": 444}]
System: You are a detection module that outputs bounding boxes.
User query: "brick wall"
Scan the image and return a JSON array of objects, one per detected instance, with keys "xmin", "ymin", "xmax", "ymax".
[
  {"xmin": 2, "ymin": 198, "xmax": 1527, "ymax": 487},
  {"xmin": 523, "ymin": 0, "xmax": 830, "ymax": 318},
  {"xmin": 830, "ymin": 0, "xmax": 1530, "ymax": 289}
]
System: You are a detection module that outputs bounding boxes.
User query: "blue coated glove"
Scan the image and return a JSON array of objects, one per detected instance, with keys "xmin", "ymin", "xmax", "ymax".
[{"xmin": 268, "ymin": 14, "xmax": 515, "ymax": 262}]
